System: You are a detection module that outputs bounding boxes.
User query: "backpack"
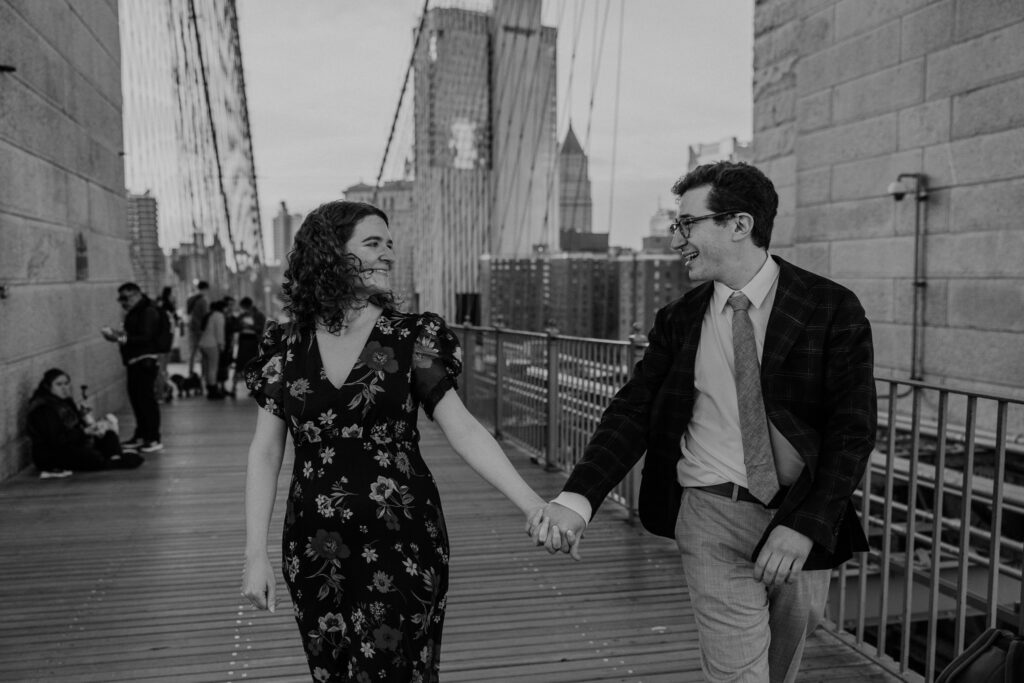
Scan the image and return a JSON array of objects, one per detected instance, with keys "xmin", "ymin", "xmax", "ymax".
[
  {"xmin": 155, "ymin": 306, "xmax": 174, "ymax": 353},
  {"xmin": 936, "ymin": 628, "xmax": 1024, "ymax": 683},
  {"xmin": 186, "ymin": 293, "xmax": 204, "ymax": 316}
]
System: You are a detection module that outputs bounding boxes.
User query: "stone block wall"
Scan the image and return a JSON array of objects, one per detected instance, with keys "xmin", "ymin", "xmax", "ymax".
[
  {"xmin": 0, "ymin": 0, "xmax": 131, "ymax": 480},
  {"xmin": 753, "ymin": 0, "xmax": 1024, "ymax": 419}
]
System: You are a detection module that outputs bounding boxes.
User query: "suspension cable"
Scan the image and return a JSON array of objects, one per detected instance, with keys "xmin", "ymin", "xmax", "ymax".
[
  {"xmin": 606, "ymin": 0, "xmax": 625, "ymax": 237},
  {"xmin": 374, "ymin": 0, "xmax": 431, "ymax": 203},
  {"xmin": 187, "ymin": 0, "xmax": 240, "ymax": 273}
]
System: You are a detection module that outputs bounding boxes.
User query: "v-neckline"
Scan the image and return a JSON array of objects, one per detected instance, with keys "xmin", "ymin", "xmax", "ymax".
[{"xmin": 313, "ymin": 310, "xmax": 385, "ymax": 391}]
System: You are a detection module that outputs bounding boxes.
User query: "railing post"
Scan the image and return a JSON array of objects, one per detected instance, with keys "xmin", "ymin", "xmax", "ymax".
[
  {"xmin": 626, "ymin": 322, "xmax": 648, "ymax": 520},
  {"xmin": 545, "ymin": 323, "xmax": 560, "ymax": 472},
  {"xmin": 493, "ymin": 324, "xmax": 504, "ymax": 440},
  {"xmin": 459, "ymin": 319, "xmax": 474, "ymax": 407}
]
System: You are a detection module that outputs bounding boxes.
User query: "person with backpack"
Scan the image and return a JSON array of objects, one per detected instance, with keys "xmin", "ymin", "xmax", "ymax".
[{"xmin": 100, "ymin": 282, "xmax": 164, "ymax": 453}]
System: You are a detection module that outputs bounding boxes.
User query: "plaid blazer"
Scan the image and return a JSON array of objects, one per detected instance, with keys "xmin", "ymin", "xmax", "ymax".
[{"xmin": 563, "ymin": 256, "xmax": 877, "ymax": 570}]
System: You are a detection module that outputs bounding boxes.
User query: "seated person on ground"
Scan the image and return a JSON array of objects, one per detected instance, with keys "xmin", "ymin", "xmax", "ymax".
[{"xmin": 26, "ymin": 368, "xmax": 144, "ymax": 477}]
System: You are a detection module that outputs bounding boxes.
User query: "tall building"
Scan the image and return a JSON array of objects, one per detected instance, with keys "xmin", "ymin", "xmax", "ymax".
[
  {"xmin": 687, "ymin": 136, "xmax": 754, "ymax": 171},
  {"xmin": 120, "ymin": 0, "xmax": 264, "ymax": 289},
  {"xmin": 559, "ymin": 124, "xmax": 593, "ymax": 234},
  {"xmin": 616, "ymin": 254, "xmax": 696, "ymax": 340},
  {"xmin": 490, "ymin": 0, "xmax": 559, "ymax": 257},
  {"xmin": 272, "ymin": 202, "xmax": 304, "ymax": 266},
  {"xmin": 480, "ymin": 254, "xmax": 549, "ymax": 331},
  {"xmin": 0, "ymin": 2, "xmax": 130, "ymax": 479},
  {"xmin": 549, "ymin": 254, "xmax": 618, "ymax": 339},
  {"xmin": 127, "ymin": 193, "xmax": 166, "ymax": 297},
  {"xmin": 413, "ymin": 0, "xmax": 557, "ymax": 322},
  {"xmin": 642, "ymin": 206, "xmax": 677, "ymax": 254},
  {"xmin": 343, "ymin": 181, "xmax": 416, "ymax": 310}
]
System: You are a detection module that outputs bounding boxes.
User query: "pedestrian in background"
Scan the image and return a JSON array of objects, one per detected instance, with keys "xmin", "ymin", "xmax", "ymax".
[
  {"xmin": 186, "ymin": 280, "xmax": 210, "ymax": 377},
  {"xmin": 198, "ymin": 299, "xmax": 227, "ymax": 399},
  {"xmin": 228, "ymin": 296, "xmax": 266, "ymax": 398},
  {"xmin": 101, "ymin": 282, "xmax": 165, "ymax": 453}
]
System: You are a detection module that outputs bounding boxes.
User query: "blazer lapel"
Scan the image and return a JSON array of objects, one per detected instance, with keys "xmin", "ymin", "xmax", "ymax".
[
  {"xmin": 762, "ymin": 257, "xmax": 816, "ymax": 374},
  {"xmin": 676, "ymin": 282, "xmax": 713, "ymax": 367}
]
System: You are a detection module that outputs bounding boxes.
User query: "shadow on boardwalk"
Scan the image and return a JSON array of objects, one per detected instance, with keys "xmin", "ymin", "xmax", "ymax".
[{"xmin": 0, "ymin": 395, "xmax": 901, "ymax": 682}]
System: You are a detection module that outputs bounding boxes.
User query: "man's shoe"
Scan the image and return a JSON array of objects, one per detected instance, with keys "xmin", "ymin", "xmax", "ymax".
[
  {"xmin": 122, "ymin": 437, "xmax": 145, "ymax": 449},
  {"xmin": 39, "ymin": 469, "xmax": 73, "ymax": 479},
  {"xmin": 139, "ymin": 441, "xmax": 164, "ymax": 453}
]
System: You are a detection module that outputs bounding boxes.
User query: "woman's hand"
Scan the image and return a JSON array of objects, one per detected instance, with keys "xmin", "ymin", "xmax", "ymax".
[
  {"xmin": 524, "ymin": 504, "xmax": 545, "ymax": 535},
  {"xmin": 241, "ymin": 552, "xmax": 277, "ymax": 612}
]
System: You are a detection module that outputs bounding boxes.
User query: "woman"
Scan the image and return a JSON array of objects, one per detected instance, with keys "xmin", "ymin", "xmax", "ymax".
[
  {"xmin": 241, "ymin": 201, "xmax": 545, "ymax": 682},
  {"xmin": 26, "ymin": 368, "xmax": 143, "ymax": 476},
  {"xmin": 198, "ymin": 299, "xmax": 227, "ymax": 399}
]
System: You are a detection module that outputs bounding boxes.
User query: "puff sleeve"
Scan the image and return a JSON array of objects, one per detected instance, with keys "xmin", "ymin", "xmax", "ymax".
[
  {"xmin": 412, "ymin": 313, "xmax": 463, "ymax": 420},
  {"xmin": 243, "ymin": 320, "xmax": 288, "ymax": 419}
]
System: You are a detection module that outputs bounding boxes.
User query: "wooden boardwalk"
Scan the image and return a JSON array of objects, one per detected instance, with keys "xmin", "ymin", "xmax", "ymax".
[{"xmin": 0, "ymin": 394, "xmax": 903, "ymax": 682}]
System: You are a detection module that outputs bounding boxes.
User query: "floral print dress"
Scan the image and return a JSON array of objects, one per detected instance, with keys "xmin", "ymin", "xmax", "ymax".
[{"xmin": 245, "ymin": 311, "xmax": 462, "ymax": 683}]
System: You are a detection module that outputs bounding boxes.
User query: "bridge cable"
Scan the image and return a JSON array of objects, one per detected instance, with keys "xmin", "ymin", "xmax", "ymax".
[
  {"xmin": 374, "ymin": 0, "xmax": 431, "ymax": 204},
  {"xmin": 606, "ymin": 0, "xmax": 625, "ymax": 244}
]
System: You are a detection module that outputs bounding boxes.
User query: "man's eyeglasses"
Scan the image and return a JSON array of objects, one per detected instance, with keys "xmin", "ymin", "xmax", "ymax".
[
  {"xmin": 116, "ymin": 294, "xmax": 133, "ymax": 302},
  {"xmin": 668, "ymin": 211, "xmax": 738, "ymax": 239}
]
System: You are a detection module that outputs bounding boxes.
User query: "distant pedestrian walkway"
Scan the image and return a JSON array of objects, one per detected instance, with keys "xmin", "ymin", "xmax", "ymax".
[{"xmin": 0, "ymin": 394, "xmax": 901, "ymax": 681}]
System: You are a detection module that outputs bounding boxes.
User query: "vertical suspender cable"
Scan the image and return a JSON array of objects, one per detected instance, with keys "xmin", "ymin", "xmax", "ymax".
[
  {"xmin": 227, "ymin": 0, "xmax": 265, "ymax": 266},
  {"xmin": 188, "ymin": 0, "xmax": 240, "ymax": 273},
  {"xmin": 606, "ymin": 0, "xmax": 625, "ymax": 236}
]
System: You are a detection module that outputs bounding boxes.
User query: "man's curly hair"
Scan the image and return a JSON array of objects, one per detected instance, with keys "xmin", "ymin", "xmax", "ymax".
[{"xmin": 282, "ymin": 200, "xmax": 397, "ymax": 333}]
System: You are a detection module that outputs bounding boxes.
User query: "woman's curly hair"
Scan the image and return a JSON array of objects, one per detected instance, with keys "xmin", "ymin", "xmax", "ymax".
[{"xmin": 282, "ymin": 200, "xmax": 397, "ymax": 333}]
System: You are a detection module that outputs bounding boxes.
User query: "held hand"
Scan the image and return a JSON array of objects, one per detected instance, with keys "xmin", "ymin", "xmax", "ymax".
[
  {"xmin": 753, "ymin": 525, "xmax": 814, "ymax": 588},
  {"xmin": 100, "ymin": 327, "xmax": 119, "ymax": 342},
  {"xmin": 529, "ymin": 502, "xmax": 586, "ymax": 561},
  {"xmin": 242, "ymin": 553, "xmax": 277, "ymax": 612}
]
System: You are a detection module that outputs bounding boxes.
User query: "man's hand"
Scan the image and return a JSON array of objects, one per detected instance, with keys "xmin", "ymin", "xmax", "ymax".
[
  {"xmin": 527, "ymin": 502, "xmax": 586, "ymax": 560},
  {"xmin": 753, "ymin": 525, "xmax": 813, "ymax": 587}
]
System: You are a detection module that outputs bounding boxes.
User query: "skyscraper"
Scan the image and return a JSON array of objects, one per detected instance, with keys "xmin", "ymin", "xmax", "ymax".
[
  {"xmin": 412, "ymin": 0, "xmax": 557, "ymax": 322},
  {"xmin": 558, "ymin": 124, "xmax": 593, "ymax": 234},
  {"xmin": 127, "ymin": 193, "xmax": 166, "ymax": 297},
  {"xmin": 272, "ymin": 202, "xmax": 304, "ymax": 266}
]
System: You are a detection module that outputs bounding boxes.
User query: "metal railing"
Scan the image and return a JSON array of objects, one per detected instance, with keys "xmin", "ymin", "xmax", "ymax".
[{"xmin": 457, "ymin": 323, "xmax": 1024, "ymax": 682}]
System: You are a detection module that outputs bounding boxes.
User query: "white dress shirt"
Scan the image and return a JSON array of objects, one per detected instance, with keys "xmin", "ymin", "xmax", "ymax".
[{"xmin": 554, "ymin": 254, "xmax": 804, "ymax": 524}]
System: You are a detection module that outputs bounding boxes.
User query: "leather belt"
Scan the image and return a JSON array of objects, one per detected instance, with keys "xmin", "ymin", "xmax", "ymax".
[{"xmin": 695, "ymin": 482, "xmax": 788, "ymax": 509}]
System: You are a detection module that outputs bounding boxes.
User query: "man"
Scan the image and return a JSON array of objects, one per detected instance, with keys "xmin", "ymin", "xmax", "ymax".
[
  {"xmin": 186, "ymin": 280, "xmax": 210, "ymax": 376},
  {"xmin": 531, "ymin": 162, "xmax": 876, "ymax": 682},
  {"xmin": 228, "ymin": 296, "xmax": 266, "ymax": 398},
  {"xmin": 101, "ymin": 282, "xmax": 164, "ymax": 453}
]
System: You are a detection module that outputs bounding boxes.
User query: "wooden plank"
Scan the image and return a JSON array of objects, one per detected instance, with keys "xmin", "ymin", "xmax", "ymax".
[{"xmin": 0, "ymin": 394, "xmax": 903, "ymax": 681}]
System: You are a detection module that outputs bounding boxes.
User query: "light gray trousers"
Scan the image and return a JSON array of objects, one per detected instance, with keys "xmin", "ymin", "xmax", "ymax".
[{"xmin": 675, "ymin": 487, "xmax": 831, "ymax": 683}]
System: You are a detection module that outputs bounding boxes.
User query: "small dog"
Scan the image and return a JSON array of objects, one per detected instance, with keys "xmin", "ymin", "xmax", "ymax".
[{"xmin": 170, "ymin": 372, "xmax": 204, "ymax": 398}]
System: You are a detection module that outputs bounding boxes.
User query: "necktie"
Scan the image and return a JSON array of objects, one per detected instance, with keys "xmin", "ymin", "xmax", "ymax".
[{"xmin": 727, "ymin": 292, "xmax": 780, "ymax": 504}]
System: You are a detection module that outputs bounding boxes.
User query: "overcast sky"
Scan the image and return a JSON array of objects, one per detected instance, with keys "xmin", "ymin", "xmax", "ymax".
[{"xmin": 237, "ymin": 0, "xmax": 754, "ymax": 254}]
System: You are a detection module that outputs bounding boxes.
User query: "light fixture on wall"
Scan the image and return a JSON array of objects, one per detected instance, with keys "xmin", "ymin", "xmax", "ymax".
[{"xmin": 888, "ymin": 173, "xmax": 929, "ymax": 381}]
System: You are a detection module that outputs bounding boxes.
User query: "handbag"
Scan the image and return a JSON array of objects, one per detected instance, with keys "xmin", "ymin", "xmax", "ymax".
[{"xmin": 935, "ymin": 627, "xmax": 1024, "ymax": 683}]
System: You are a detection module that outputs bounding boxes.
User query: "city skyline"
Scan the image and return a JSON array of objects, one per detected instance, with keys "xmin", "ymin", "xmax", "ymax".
[{"xmin": 236, "ymin": 0, "xmax": 754, "ymax": 253}]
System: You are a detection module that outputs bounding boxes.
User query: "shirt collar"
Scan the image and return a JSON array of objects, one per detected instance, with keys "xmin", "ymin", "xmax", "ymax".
[{"xmin": 714, "ymin": 253, "xmax": 780, "ymax": 313}]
